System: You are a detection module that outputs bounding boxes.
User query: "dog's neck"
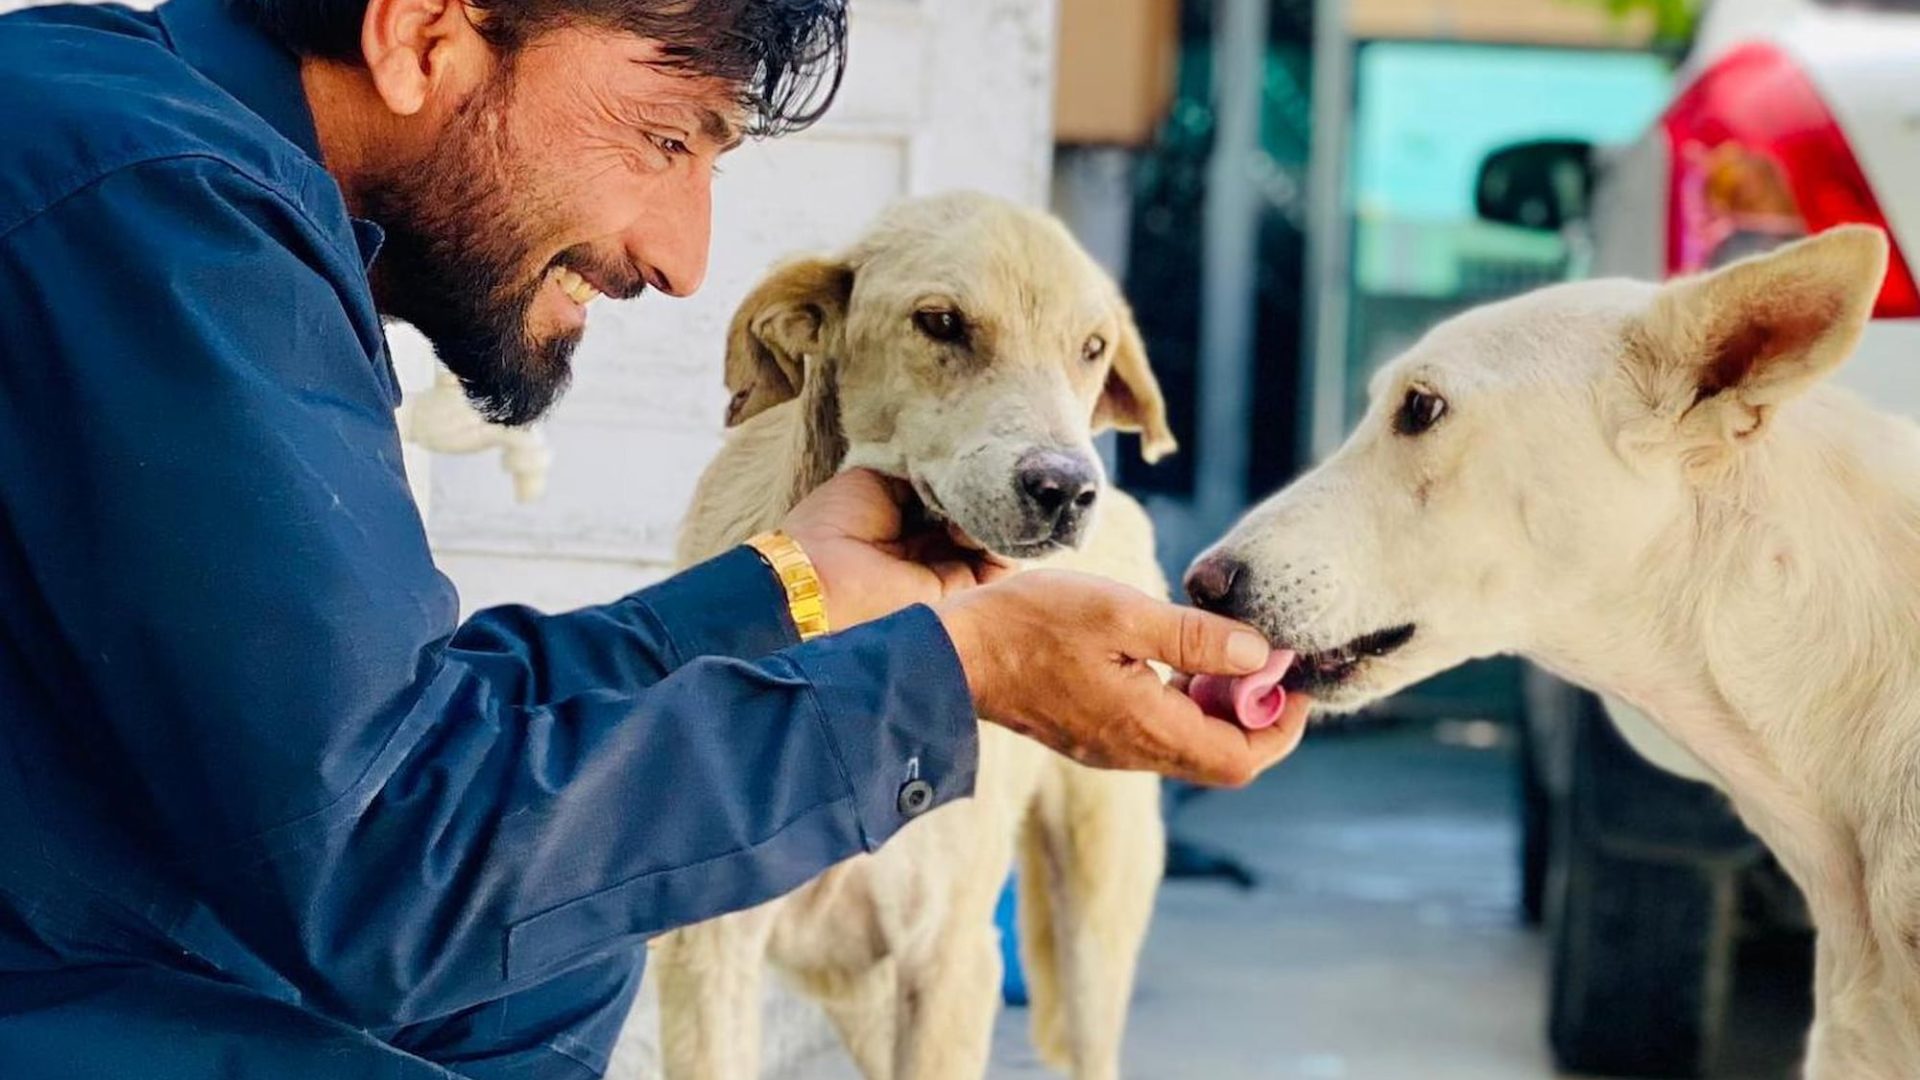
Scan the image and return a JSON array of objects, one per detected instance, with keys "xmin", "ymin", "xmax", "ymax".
[
  {"xmin": 783, "ymin": 357, "xmax": 850, "ymax": 509},
  {"xmin": 1538, "ymin": 388, "xmax": 1920, "ymax": 932}
]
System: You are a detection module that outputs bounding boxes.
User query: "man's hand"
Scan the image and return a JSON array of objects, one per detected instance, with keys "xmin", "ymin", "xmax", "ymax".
[
  {"xmin": 782, "ymin": 468, "xmax": 1011, "ymax": 629},
  {"xmin": 937, "ymin": 571, "xmax": 1312, "ymax": 787}
]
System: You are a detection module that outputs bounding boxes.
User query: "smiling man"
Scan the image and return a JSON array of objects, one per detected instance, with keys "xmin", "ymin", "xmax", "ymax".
[{"xmin": 0, "ymin": 0, "xmax": 1307, "ymax": 1077}]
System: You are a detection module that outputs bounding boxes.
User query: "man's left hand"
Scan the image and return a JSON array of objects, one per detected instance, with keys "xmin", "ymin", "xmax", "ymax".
[{"xmin": 781, "ymin": 468, "xmax": 1013, "ymax": 629}]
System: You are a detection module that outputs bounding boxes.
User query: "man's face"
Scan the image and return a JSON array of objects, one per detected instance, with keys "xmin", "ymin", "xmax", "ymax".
[{"xmin": 364, "ymin": 28, "xmax": 743, "ymax": 425}]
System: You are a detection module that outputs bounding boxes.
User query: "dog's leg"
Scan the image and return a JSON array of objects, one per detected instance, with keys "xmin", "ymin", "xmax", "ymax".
[
  {"xmin": 888, "ymin": 827, "xmax": 1016, "ymax": 1080},
  {"xmin": 1800, "ymin": 928, "xmax": 1912, "ymax": 1080},
  {"xmin": 1023, "ymin": 764, "xmax": 1164, "ymax": 1080},
  {"xmin": 890, "ymin": 915, "xmax": 1004, "ymax": 1080},
  {"xmin": 653, "ymin": 905, "xmax": 780, "ymax": 1080},
  {"xmin": 796, "ymin": 959, "xmax": 900, "ymax": 1080}
]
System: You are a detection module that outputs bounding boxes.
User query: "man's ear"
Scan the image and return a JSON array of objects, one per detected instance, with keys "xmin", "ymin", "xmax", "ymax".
[
  {"xmin": 1626, "ymin": 225, "xmax": 1887, "ymax": 466},
  {"xmin": 1094, "ymin": 299, "xmax": 1177, "ymax": 463},
  {"xmin": 723, "ymin": 256, "xmax": 854, "ymax": 427},
  {"xmin": 359, "ymin": 0, "xmax": 488, "ymax": 117}
]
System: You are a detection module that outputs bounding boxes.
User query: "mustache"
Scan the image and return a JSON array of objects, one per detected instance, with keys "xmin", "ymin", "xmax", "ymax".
[{"xmin": 551, "ymin": 247, "xmax": 648, "ymax": 301}]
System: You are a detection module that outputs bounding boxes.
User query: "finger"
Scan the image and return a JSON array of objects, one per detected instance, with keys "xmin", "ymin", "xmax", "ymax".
[
  {"xmin": 1123, "ymin": 599, "xmax": 1272, "ymax": 677},
  {"xmin": 925, "ymin": 559, "xmax": 986, "ymax": 596},
  {"xmin": 1242, "ymin": 692, "xmax": 1313, "ymax": 771},
  {"xmin": 825, "ymin": 468, "xmax": 911, "ymax": 539},
  {"xmin": 1132, "ymin": 691, "xmax": 1268, "ymax": 787},
  {"xmin": 974, "ymin": 558, "xmax": 1017, "ymax": 586},
  {"xmin": 945, "ymin": 521, "xmax": 986, "ymax": 552}
]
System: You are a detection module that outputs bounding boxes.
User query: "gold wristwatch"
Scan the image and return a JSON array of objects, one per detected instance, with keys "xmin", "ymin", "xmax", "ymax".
[{"xmin": 746, "ymin": 530, "xmax": 832, "ymax": 642}]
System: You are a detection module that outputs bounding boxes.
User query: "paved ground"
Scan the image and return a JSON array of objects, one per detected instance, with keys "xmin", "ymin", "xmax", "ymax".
[{"xmin": 778, "ymin": 719, "xmax": 1811, "ymax": 1080}]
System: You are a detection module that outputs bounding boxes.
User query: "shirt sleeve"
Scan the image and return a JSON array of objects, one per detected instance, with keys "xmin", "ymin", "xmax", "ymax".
[{"xmin": 0, "ymin": 155, "xmax": 978, "ymax": 1026}]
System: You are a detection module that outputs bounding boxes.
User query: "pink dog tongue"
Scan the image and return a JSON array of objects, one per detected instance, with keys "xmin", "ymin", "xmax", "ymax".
[{"xmin": 1187, "ymin": 650, "xmax": 1296, "ymax": 731}]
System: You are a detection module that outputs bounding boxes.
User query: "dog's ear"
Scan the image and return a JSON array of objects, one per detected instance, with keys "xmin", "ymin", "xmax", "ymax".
[
  {"xmin": 723, "ymin": 256, "xmax": 854, "ymax": 427},
  {"xmin": 1627, "ymin": 226, "xmax": 1886, "ymax": 462},
  {"xmin": 1094, "ymin": 298, "xmax": 1177, "ymax": 463}
]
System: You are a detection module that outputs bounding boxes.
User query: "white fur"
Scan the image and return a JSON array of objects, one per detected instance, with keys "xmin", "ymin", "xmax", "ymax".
[
  {"xmin": 1203, "ymin": 226, "xmax": 1920, "ymax": 1078},
  {"xmin": 649, "ymin": 193, "xmax": 1175, "ymax": 1080}
]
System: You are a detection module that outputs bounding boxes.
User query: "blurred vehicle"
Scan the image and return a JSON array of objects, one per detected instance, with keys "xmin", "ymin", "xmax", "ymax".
[{"xmin": 1476, "ymin": 0, "xmax": 1920, "ymax": 1074}]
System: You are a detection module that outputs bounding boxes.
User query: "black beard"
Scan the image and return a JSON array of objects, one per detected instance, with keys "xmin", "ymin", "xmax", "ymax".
[{"xmin": 360, "ymin": 74, "xmax": 577, "ymax": 427}]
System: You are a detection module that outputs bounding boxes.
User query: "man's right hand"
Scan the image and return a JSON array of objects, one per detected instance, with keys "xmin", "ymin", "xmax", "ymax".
[{"xmin": 936, "ymin": 570, "xmax": 1312, "ymax": 788}]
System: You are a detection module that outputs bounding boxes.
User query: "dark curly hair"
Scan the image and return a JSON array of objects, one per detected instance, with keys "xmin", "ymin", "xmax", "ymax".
[{"xmin": 234, "ymin": 0, "xmax": 848, "ymax": 136}]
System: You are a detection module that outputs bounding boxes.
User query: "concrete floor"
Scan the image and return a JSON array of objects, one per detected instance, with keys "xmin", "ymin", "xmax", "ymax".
[{"xmin": 779, "ymin": 719, "xmax": 1810, "ymax": 1080}]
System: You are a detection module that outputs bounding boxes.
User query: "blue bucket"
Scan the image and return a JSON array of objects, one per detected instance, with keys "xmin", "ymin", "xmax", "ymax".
[{"xmin": 993, "ymin": 874, "xmax": 1028, "ymax": 1006}]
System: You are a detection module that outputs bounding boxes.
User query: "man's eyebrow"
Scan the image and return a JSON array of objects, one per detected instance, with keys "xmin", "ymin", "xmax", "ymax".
[{"xmin": 700, "ymin": 107, "xmax": 746, "ymax": 153}]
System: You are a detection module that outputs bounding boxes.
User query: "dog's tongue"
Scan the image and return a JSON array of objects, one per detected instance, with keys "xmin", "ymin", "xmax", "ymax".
[{"xmin": 1187, "ymin": 650, "xmax": 1296, "ymax": 731}]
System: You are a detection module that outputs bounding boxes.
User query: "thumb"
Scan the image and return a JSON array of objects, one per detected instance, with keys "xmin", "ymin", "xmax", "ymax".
[{"xmin": 1134, "ymin": 601, "xmax": 1272, "ymax": 676}]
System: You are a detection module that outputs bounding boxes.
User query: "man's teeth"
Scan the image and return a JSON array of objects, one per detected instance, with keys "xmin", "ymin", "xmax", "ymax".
[{"xmin": 552, "ymin": 267, "xmax": 601, "ymax": 305}]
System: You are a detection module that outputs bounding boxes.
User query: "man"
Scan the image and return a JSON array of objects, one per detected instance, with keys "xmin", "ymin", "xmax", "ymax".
[{"xmin": 0, "ymin": 0, "xmax": 1309, "ymax": 1076}]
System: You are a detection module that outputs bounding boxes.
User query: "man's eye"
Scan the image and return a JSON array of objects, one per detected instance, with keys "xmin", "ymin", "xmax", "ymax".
[
  {"xmin": 652, "ymin": 135, "xmax": 691, "ymax": 157},
  {"xmin": 1394, "ymin": 384, "xmax": 1448, "ymax": 436}
]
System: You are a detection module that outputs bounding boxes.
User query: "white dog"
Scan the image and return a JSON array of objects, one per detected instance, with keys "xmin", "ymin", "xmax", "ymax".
[
  {"xmin": 1188, "ymin": 226, "xmax": 1920, "ymax": 1078},
  {"xmin": 648, "ymin": 192, "xmax": 1176, "ymax": 1080}
]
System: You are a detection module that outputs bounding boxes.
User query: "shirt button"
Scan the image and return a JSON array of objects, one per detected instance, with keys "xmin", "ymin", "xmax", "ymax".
[{"xmin": 896, "ymin": 779, "xmax": 935, "ymax": 818}]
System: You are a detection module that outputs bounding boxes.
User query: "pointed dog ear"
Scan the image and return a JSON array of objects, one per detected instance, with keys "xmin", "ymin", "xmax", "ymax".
[
  {"xmin": 1094, "ymin": 298, "xmax": 1176, "ymax": 463},
  {"xmin": 723, "ymin": 256, "xmax": 854, "ymax": 427},
  {"xmin": 1625, "ymin": 227, "xmax": 1885, "ymax": 465}
]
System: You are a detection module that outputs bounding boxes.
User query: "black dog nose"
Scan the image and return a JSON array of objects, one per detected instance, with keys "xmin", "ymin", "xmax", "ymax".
[
  {"xmin": 1184, "ymin": 553, "xmax": 1246, "ymax": 614},
  {"xmin": 1017, "ymin": 451, "xmax": 1099, "ymax": 525}
]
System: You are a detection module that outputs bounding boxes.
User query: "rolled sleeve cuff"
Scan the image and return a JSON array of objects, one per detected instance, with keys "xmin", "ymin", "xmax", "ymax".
[
  {"xmin": 784, "ymin": 604, "xmax": 979, "ymax": 852},
  {"xmin": 633, "ymin": 546, "xmax": 800, "ymax": 665}
]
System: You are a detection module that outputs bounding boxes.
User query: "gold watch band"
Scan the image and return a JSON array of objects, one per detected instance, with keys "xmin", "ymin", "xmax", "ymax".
[{"xmin": 746, "ymin": 530, "xmax": 832, "ymax": 642}]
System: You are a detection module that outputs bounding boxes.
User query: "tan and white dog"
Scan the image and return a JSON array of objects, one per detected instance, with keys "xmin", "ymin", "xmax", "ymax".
[
  {"xmin": 650, "ymin": 192, "xmax": 1177, "ymax": 1080},
  {"xmin": 1189, "ymin": 226, "xmax": 1920, "ymax": 1078}
]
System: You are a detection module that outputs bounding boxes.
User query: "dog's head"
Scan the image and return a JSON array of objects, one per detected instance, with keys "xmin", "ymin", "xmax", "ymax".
[
  {"xmin": 722, "ymin": 192, "xmax": 1174, "ymax": 558},
  {"xmin": 1187, "ymin": 226, "xmax": 1889, "ymax": 710}
]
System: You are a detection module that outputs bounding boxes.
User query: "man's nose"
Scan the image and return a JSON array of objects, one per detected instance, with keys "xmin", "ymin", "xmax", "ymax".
[{"xmin": 630, "ymin": 172, "xmax": 713, "ymax": 298}]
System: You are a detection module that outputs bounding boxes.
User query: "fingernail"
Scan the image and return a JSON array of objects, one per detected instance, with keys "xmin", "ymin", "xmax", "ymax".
[{"xmin": 1227, "ymin": 630, "xmax": 1270, "ymax": 671}]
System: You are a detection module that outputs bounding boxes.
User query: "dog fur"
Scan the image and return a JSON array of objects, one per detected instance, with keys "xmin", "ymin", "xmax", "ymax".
[
  {"xmin": 1196, "ymin": 226, "xmax": 1920, "ymax": 1077},
  {"xmin": 648, "ymin": 192, "xmax": 1176, "ymax": 1080}
]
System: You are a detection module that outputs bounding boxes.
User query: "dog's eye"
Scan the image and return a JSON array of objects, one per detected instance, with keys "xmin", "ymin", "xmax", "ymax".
[
  {"xmin": 1082, "ymin": 335, "xmax": 1107, "ymax": 363},
  {"xmin": 913, "ymin": 308, "xmax": 967, "ymax": 345},
  {"xmin": 1394, "ymin": 385, "xmax": 1448, "ymax": 436}
]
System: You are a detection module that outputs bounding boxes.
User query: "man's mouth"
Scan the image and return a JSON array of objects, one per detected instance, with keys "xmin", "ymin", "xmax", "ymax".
[
  {"xmin": 549, "ymin": 265, "xmax": 603, "ymax": 307},
  {"xmin": 1280, "ymin": 624, "xmax": 1416, "ymax": 692}
]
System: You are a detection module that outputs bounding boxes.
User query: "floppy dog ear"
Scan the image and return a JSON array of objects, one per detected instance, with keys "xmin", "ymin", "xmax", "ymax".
[
  {"xmin": 1094, "ymin": 299, "xmax": 1177, "ymax": 463},
  {"xmin": 1626, "ymin": 226, "xmax": 1886, "ymax": 466},
  {"xmin": 723, "ymin": 256, "xmax": 854, "ymax": 427}
]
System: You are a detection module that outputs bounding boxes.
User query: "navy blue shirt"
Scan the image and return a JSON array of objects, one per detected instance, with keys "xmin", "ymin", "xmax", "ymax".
[{"xmin": 0, "ymin": 0, "xmax": 978, "ymax": 1076}]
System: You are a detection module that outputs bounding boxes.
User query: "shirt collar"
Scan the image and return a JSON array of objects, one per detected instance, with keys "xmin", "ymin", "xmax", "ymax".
[
  {"xmin": 156, "ymin": 0, "xmax": 324, "ymax": 164},
  {"xmin": 157, "ymin": 0, "xmax": 386, "ymax": 271}
]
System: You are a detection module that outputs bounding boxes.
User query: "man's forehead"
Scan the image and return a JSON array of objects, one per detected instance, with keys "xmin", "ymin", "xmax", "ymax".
[{"xmin": 580, "ymin": 33, "xmax": 748, "ymax": 149}]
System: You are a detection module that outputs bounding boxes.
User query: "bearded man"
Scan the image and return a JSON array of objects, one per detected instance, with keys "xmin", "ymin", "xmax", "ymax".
[{"xmin": 0, "ymin": 1, "xmax": 1301, "ymax": 1076}]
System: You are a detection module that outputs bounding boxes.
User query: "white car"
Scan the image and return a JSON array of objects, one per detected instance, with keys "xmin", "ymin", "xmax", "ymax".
[{"xmin": 1477, "ymin": 1, "xmax": 1920, "ymax": 1074}]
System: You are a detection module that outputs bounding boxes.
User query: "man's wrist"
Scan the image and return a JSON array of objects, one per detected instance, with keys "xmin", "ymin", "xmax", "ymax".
[
  {"xmin": 746, "ymin": 530, "xmax": 832, "ymax": 642},
  {"xmin": 934, "ymin": 597, "xmax": 995, "ymax": 719}
]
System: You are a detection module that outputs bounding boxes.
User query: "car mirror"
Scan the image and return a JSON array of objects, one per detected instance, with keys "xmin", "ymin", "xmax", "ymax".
[{"xmin": 1475, "ymin": 139, "xmax": 1596, "ymax": 231}]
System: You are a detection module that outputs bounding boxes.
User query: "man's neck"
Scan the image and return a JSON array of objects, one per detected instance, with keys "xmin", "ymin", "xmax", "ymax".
[{"xmin": 299, "ymin": 59, "xmax": 418, "ymax": 216}]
